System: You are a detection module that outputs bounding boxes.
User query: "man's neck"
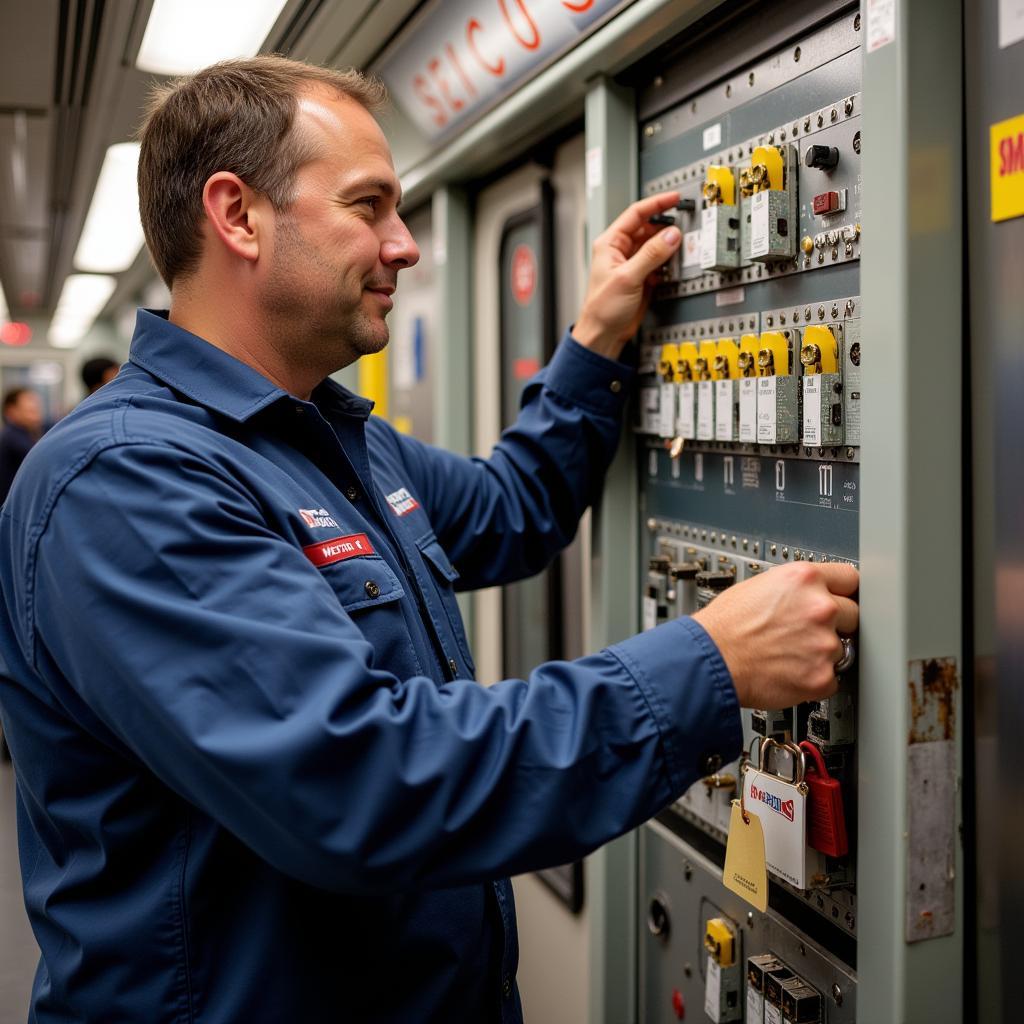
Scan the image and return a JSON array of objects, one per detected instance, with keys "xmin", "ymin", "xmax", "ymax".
[{"xmin": 168, "ymin": 288, "xmax": 321, "ymax": 401}]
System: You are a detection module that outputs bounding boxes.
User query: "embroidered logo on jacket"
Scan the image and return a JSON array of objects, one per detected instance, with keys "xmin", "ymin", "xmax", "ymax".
[
  {"xmin": 384, "ymin": 487, "xmax": 420, "ymax": 517},
  {"xmin": 298, "ymin": 508, "xmax": 340, "ymax": 529},
  {"xmin": 303, "ymin": 533, "xmax": 375, "ymax": 568}
]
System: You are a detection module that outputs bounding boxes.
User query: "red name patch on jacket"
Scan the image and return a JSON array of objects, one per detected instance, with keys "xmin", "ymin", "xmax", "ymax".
[{"xmin": 303, "ymin": 533, "xmax": 375, "ymax": 567}]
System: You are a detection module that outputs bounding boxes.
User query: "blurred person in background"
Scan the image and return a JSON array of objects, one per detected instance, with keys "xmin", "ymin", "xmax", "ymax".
[
  {"xmin": 0, "ymin": 387, "xmax": 45, "ymax": 503},
  {"xmin": 80, "ymin": 356, "xmax": 120, "ymax": 398}
]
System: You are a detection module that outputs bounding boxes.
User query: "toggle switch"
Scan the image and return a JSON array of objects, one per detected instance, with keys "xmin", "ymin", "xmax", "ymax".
[{"xmin": 804, "ymin": 144, "xmax": 840, "ymax": 171}]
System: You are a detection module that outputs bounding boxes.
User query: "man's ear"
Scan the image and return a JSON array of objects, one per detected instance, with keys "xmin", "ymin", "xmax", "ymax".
[{"xmin": 201, "ymin": 172, "xmax": 264, "ymax": 265}]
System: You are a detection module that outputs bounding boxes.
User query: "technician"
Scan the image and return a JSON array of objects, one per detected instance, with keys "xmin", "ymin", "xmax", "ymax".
[{"xmin": 0, "ymin": 56, "xmax": 858, "ymax": 1023}]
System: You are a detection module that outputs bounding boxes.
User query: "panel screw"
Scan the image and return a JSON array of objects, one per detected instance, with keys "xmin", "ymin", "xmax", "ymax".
[
  {"xmin": 793, "ymin": 46, "xmax": 801, "ymax": 61},
  {"xmin": 818, "ymin": 305, "xmax": 825, "ymax": 320},
  {"xmin": 832, "ymin": 984, "xmax": 844, "ymax": 1006},
  {"xmin": 647, "ymin": 518, "xmax": 657, "ymax": 531},
  {"xmin": 726, "ymin": 83, "xmax": 732, "ymax": 97},
  {"xmin": 832, "ymin": 303, "xmax": 839, "ymax": 318},
  {"xmin": 654, "ymin": 76, "xmax": 664, "ymax": 87},
  {"xmin": 845, "ymin": 96, "xmax": 854, "ymax": 116},
  {"xmin": 832, "ymin": 247, "xmax": 839, "ymax": 261},
  {"xmin": 749, "ymin": 72, "xmax": 755, "ymax": 87},
  {"xmin": 854, "ymin": 13, "xmax": 861, "ymax": 30},
  {"xmin": 817, "ymin": 113, "xmax": 825, "ymax": 127},
  {"xmin": 847, "ymin": 447, "xmax": 856, "ymax": 458},
  {"xmin": 684, "ymin": 861, "xmax": 693, "ymax": 881},
  {"xmin": 804, "ymin": 306, "xmax": 811, "ymax": 320},
  {"xmin": 804, "ymin": 117, "xmax": 811, "ymax": 132},
  {"xmin": 853, "ymin": 130, "xmax": 862, "ymax": 154},
  {"xmin": 830, "ymin": 107, "xmax": 838, "ymax": 122},
  {"xmin": 747, "ymin": 911, "xmax": 755, "ymax": 928}
]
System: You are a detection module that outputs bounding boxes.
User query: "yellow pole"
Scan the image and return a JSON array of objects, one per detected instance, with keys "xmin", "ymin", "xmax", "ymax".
[{"xmin": 357, "ymin": 349, "xmax": 388, "ymax": 420}]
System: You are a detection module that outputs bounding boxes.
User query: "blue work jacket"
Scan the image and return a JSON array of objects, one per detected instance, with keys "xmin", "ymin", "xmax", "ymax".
[{"xmin": 0, "ymin": 310, "xmax": 741, "ymax": 1023}]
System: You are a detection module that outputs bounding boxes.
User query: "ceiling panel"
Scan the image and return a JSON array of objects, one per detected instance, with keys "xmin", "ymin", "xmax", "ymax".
[{"xmin": 0, "ymin": 1, "xmax": 57, "ymax": 111}]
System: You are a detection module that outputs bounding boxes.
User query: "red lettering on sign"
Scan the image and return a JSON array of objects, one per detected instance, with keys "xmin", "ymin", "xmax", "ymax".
[
  {"xmin": 427, "ymin": 56, "xmax": 464, "ymax": 113},
  {"xmin": 511, "ymin": 244, "xmax": 537, "ymax": 305},
  {"xmin": 413, "ymin": 74, "xmax": 448, "ymax": 128},
  {"xmin": 499, "ymin": 0, "xmax": 541, "ymax": 52},
  {"xmin": 303, "ymin": 533, "xmax": 376, "ymax": 568},
  {"xmin": 467, "ymin": 18, "xmax": 505, "ymax": 76},
  {"xmin": 562, "ymin": 0, "xmax": 596, "ymax": 10},
  {"xmin": 513, "ymin": 357, "xmax": 541, "ymax": 379},
  {"xmin": 1000, "ymin": 132, "xmax": 1024, "ymax": 176},
  {"xmin": 446, "ymin": 42, "xmax": 478, "ymax": 99}
]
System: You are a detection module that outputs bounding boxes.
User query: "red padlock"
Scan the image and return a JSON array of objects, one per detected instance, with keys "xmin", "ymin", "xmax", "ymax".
[{"xmin": 799, "ymin": 741, "xmax": 849, "ymax": 857}]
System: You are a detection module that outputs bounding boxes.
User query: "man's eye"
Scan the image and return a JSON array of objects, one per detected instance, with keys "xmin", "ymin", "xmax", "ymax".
[{"xmin": 358, "ymin": 197, "xmax": 381, "ymax": 210}]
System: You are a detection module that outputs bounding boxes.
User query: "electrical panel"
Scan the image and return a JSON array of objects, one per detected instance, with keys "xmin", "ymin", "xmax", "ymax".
[{"xmin": 635, "ymin": 9, "xmax": 863, "ymax": 1022}]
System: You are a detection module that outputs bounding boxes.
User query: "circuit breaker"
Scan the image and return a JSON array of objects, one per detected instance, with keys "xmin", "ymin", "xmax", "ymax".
[{"xmin": 635, "ymin": 7, "xmax": 863, "ymax": 1022}]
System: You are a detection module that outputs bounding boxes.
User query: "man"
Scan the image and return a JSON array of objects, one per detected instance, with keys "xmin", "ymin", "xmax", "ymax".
[
  {"xmin": 0, "ymin": 57, "xmax": 858, "ymax": 1023},
  {"xmin": 0, "ymin": 387, "xmax": 45, "ymax": 503},
  {"xmin": 79, "ymin": 356, "xmax": 120, "ymax": 397}
]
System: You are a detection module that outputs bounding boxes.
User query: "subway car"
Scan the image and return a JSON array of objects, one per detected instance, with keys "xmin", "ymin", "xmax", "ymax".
[{"xmin": 0, "ymin": 0, "xmax": 1019, "ymax": 1021}]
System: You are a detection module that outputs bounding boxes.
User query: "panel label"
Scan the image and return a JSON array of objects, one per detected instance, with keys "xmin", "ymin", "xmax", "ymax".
[
  {"xmin": 757, "ymin": 377, "xmax": 778, "ymax": 443},
  {"xmin": 803, "ymin": 374, "xmax": 822, "ymax": 446},
  {"xmin": 640, "ymin": 386, "xmax": 660, "ymax": 433},
  {"xmin": 677, "ymin": 382, "xmax": 696, "ymax": 438},
  {"xmin": 702, "ymin": 122, "xmax": 722, "ymax": 150},
  {"xmin": 700, "ymin": 206, "xmax": 719, "ymax": 269},
  {"xmin": 658, "ymin": 382, "xmax": 676, "ymax": 437},
  {"xmin": 749, "ymin": 191, "xmax": 770, "ymax": 258},
  {"xmin": 682, "ymin": 229, "xmax": 703, "ymax": 268},
  {"xmin": 747, "ymin": 986, "xmax": 765, "ymax": 1022},
  {"xmin": 867, "ymin": 0, "xmax": 897, "ymax": 53},
  {"xmin": 739, "ymin": 379, "xmax": 758, "ymax": 442},
  {"xmin": 1000, "ymin": 0, "xmax": 1024, "ymax": 48},
  {"xmin": 642, "ymin": 595, "xmax": 657, "ymax": 632},
  {"xmin": 715, "ymin": 380, "xmax": 735, "ymax": 440},
  {"xmin": 991, "ymin": 113, "xmax": 1024, "ymax": 222},
  {"xmin": 697, "ymin": 381, "xmax": 715, "ymax": 441}
]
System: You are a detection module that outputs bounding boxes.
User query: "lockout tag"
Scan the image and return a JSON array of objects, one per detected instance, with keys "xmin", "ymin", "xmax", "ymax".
[
  {"xmin": 696, "ymin": 381, "xmax": 715, "ymax": 440},
  {"xmin": 704, "ymin": 955, "xmax": 721, "ymax": 1021},
  {"xmin": 746, "ymin": 982, "xmax": 764, "ymax": 1023},
  {"xmin": 743, "ymin": 744, "xmax": 824, "ymax": 889},
  {"xmin": 723, "ymin": 797, "xmax": 768, "ymax": 911},
  {"xmin": 641, "ymin": 594, "xmax": 657, "ymax": 632}
]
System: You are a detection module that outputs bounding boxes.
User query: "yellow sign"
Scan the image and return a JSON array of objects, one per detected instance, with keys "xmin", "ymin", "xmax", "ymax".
[{"xmin": 991, "ymin": 113, "xmax": 1024, "ymax": 223}]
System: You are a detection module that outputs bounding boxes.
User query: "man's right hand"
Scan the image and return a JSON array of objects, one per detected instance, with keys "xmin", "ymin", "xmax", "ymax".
[{"xmin": 692, "ymin": 562, "xmax": 859, "ymax": 710}]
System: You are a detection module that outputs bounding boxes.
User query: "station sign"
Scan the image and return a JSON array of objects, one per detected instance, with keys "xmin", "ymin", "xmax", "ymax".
[{"xmin": 376, "ymin": 0, "xmax": 625, "ymax": 141}]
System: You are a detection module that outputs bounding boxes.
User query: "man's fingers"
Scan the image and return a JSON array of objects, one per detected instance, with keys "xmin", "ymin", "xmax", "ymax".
[
  {"xmin": 602, "ymin": 191, "xmax": 680, "ymax": 242},
  {"xmin": 834, "ymin": 595, "xmax": 859, "ymax": 636},
  {"xmin": 620, "ymin": 226, "xmax": 681, "ymax": 286},
  {"xmin": 816, "ymin": 562, "xmax": 860, "ymax": 597}
]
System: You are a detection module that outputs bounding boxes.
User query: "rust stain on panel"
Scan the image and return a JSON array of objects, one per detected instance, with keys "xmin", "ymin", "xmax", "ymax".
[{"xmin": 908, "ymin": 657, "xmax": 959, "ymax": 744}]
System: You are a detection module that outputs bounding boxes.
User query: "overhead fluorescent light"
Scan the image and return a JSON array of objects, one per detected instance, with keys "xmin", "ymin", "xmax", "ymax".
[
  {"xmin": 49, "ymin": 275, "xmax": 117, "ymax": 348},
  {"xmin": 136, "ymin": 0, "xmax": 289, "ymax": 76},
  {"xmin": 74, "ymin": 143, "xmax": 146, "ymax": 274},
  {"xmin": 0, "ymin": 278, "xmax": 7, "ymax": 320}
]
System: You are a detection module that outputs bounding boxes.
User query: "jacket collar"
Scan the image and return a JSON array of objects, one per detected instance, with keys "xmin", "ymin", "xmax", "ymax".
[{"xmin": 128, "ymin": 309, "xmax": 374, "ymax": 422}]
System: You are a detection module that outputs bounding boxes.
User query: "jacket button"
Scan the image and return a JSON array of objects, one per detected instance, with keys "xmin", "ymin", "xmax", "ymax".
[
  {"xmin": 448, "ymin": 657, "xmax": 458, "ymax": 676},
  {"xmin": 345, "ymin": 485, "xmax": 359, "ymax": 501},
  {"xmin": 701, "ymin": 753, "xmax": 722, "ymax": 774},
  {"xmin": 609, "ymin": 380, "xmax": 622, "ymax": 393},
  {"xmin": 364, "ymin": 580, "xmax": 381, "ymax": 598},
  {"xmin": 502, "ymin": 977, "xmax": 512, "ymax": 999}
]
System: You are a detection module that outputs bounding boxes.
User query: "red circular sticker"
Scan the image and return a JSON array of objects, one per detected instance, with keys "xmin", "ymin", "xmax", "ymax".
[{"xmin": 510, "ymin": 244, "xmax": 537, "ymax": 306}]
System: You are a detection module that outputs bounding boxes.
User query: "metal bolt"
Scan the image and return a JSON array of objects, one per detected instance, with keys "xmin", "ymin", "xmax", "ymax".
[
  {"xmin": 818, "ymin": 305, "xmax": 825, "ymax": 320},
  {"xmin": 853, "ymin": 130, "xmax": 862, "ymax": 154},
  {"xmin": 845, "ymin": 96, "xmax": 854, "ymax": 116},
  {"xmin": 798, "ymin": 943, "xmax": 806, "ymax": 957},
  {"xmin": 847, "ymin": 447, "xmax": 856, "ymax": 458},
  {"xmin": 684, "ymin": 861, "xmax": 693, "ymax": 881},
  {"xmin": 832, "ymin": 984, "xmax": 844, "ymax": 1006},
  {"xmin": 770, "ymin": 544, "xmax": 777, "ymax": 556},
  {"xmin": 832, "ymin": 247, "xmax": 839, "ymax": 261},
  {"xmin": 766, "ymin": 315, "xmax": 774, "ymax": 326},
  {"xmin": 747, "ymin": 911, "xmax": 755, "ymax": 928},
  {"xmin": 793, "ymin": 46, "xmax": 801, "ymax": 61},
  {"xmin": 768, "ymin": 132, "xmax": 775, "ymax": 143},
  {"xmin": 780, "ymin": 128, "xmax": 786, "ymax": 140},
  {"xmin": 793, "ymin": 310, "xmax": 801, "ymax": 323},
  {"xmin": 647, "ymin": 518, "xmax": 657, "ymax": 532},
  {"xmin": 742, "ymin": 538, "xmax": 749, "ymax": 550},
  {"xmin": 817, "ymin": 113, "xmax": 824, "ymax": 127},
  {"xmin": 854, "ymin": 13, "xmax": 861, "ymax": 31},
  {"xmin": 691, "ymin": 101, "xmax": 697, "ymax": 114},
  {"xmin": 845, "ymin": 299, "xmax": 856, "ymax": 315},
  {"xmin": 817, "ymin": 252, "xmax": 825, "ymax": 264},
  {"xmin": 749, "ymin": 72, "xmax": 755, "ymax": 87},
  {"xmin": 710, "ymin": 532, "xmax": 717, "ymax": 542},
  {"xmin": 804, "ymin": 117, "xmax": 811, "ymax": 132},
  {"xmin": 782, "ymin": 547, "xmax": 789, "ymax": 558},
  {"xmin": 830, "ymin": 107, "xmax": 838, "ymax": 122},
  {"xmin": 803, "ymin": 306, "xmax": 811, "ymax": 320},
  {"xmin": 644, "ymin": 125, "xmax": 655, "ymax": 138},
  {"xmin": 726, "ymin": 83, "xmax": 732, "ymax": 98},
  {"xmin": 684, "ymin": 963, "xmax": 693, "ymax": 978},
  {"xmin": 780, "ymin": 313, "xmax": 787, "ymax": 325},
  {"xmin": 654, "ymin": 75, "xmax": 664, "ymax": 88},
  {"xmin": 832, "ymin": 303, "xmax": 839, "ymax": 318}
]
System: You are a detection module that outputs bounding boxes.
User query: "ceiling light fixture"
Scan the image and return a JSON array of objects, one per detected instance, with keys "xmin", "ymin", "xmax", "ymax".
[
  {"xmin": 74, "ymin": 143, "xmax": 146, "ymax": 274},
  {"xmin": 0, "ymin": 278, "xmax": 7, "ymax": 321},
  {"xmin": 136, "ymin": 0, "xmax": 289, "ymax": 76},
  {"xmin": 49, "ymin": 275, "xmax": 117, "ymax": 349}
]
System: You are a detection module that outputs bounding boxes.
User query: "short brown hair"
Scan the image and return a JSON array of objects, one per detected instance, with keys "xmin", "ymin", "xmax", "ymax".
[{"xmin": 137, "ymin": 55, "xmax": 386, "ymax": 287}]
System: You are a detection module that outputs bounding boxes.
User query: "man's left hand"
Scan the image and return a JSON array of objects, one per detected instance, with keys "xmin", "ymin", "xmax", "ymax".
[{"xmin": 571, "ymin": 191, "xmax": 682, "ymax": 359}]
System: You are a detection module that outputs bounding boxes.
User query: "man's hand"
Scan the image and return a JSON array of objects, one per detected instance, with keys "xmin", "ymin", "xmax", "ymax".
[
  {"xmin": 693, "ymin": 563, "xmax": 859, "ymax": 710},
  {"xmin": 572, "ymin": 191, "xmax": 683, "ymax": 359}
]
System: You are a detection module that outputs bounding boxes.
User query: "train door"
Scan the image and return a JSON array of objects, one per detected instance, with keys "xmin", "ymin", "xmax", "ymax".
[
  {"xmin": 471, "ymin": 133, "xmax": 590, "ymax": 1024},
  {"xmin": 386, "ymin": 203, "xmax": 436, "ymax": 442}
]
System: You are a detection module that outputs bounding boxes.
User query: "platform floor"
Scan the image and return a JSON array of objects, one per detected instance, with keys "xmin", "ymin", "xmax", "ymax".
[{"xmin": 0, "ymin": 759, "xmax": 36, "ymax": 1024}]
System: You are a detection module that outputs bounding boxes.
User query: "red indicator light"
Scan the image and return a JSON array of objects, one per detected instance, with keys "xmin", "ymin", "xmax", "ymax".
[
  {"xmin": 671, "ymin": 986, "xmax": 686, "ymax": 1019},
  {"xmin": 0, "ymin": 322, "xmax": 32, "ymax": 346}
]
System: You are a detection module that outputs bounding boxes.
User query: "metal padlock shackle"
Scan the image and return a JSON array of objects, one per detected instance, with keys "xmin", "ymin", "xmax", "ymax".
[
  {"xmin": 740, "ymin": 737, "xmax": 807, "ymax": 823},
  {"xmin": 757, "ymin": 736, "xmax": 807, "ymax": 787}
]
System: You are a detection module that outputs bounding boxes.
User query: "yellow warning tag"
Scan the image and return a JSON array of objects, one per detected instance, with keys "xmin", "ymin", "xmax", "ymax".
[
  {"xmin": 723, "ymin": 799, "xmax": 768, "ymax": 912},
  {"xmin": 991, "ymin": 113, "xmax": 1024, "ymax": 223}
]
